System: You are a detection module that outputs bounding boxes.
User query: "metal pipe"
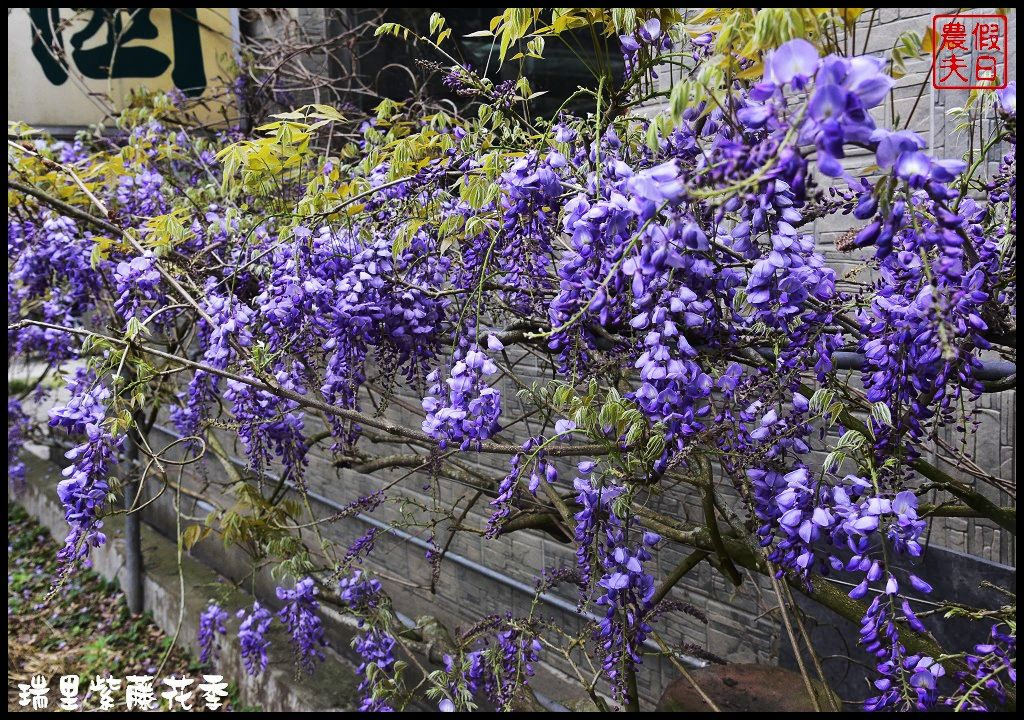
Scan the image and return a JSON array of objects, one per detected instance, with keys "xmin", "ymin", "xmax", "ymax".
[
  {"xmin": 755, "ymin": 348, "xmax": 1016, "ymax": 383},
  {"xmin": 299, "ymin": 485, "xmax": 706, "ymax": 670},
  {"xmin": 150, "ymin": 423, "xmax": 706, "ymax": 668},
  {"xmin": 122, "ymin": 422, "xmax": 145, "ymax": 613}
]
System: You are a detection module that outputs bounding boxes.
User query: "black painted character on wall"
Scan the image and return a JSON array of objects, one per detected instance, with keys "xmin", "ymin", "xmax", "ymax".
[{"xmin": 29, "ymin": 8, "xmax": 207, "ymax": 97}]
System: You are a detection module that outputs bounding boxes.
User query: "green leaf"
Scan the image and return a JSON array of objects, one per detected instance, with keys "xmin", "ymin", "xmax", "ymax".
[
  {"xmin": 182, "ymin": 524, "xmax": 209, "ymax": 551},
  {"xmin": 835, "ymin": 429, "xmax": 865, "ymax": 451},
  {"xmin": 870, "ymin": 402, "xmax": 893, "ymax": 427},
  {"xmin": 808, "ymin": 389, "xmax": 833, "ymax": 415},
  {"xmin": 824, "ymin": 450, "xmax": 846, "ymax": 472}
]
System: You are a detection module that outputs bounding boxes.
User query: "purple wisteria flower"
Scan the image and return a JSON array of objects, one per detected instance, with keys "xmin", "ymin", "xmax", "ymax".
[
  {"xmin": 422, "ymin": 343, "xmax": 501, "ymax": 451},
  {"xmin": 766, "ymin": 38, "xmax": 819, "ymax": 88},
  {"xmin": 619, "ymin": 16, "xmax": 672, "ymax": 78},
  {"xmin": 338, "ymin": 570, "xmax": 399, "ymax": 711},
  {"xmin": 460, "ymin": 619, "xmax": 543, "ymax": 710},
  {"xmin": 198, "ymin": 602, "xmax": 228, "ymax": 665},
  {"xmin": 237, "ymin": 601, "xmax": 273, "ymax": 677},
  {"xmin": 8, "ymin": 397, "xmax": 31, "ymax": 490},
  {"xmin": 48, "ymin": 382, "xmax": 122, "ymax": 572},
  {"xmin": 947, "ymin": 622, "xmax": 1016, "ymax": 710},
  {"xmin": 112, "ymin": 252, "xmax": 165, "ymax": 325},
  {"xmin": 996, "ymin": 81, "xmax": 1016, "ymax": 117},
  {"xmin": 275, "ymin": 577, "xmax": 327, "ymax": 673}
]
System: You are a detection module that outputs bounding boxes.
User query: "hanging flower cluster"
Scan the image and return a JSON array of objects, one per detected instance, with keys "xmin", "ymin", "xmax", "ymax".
[
  {"xmin": 422, "ymin": 343, "xmax": 502, "ymax": 451},
  {"xmin": 47, "ymin": 379, "xmax": 123, "ymax": 573},
  {"xmin": 198, "ymin": 602, "xmax": 229, "ymax": 665},
  {"xmin": 338, "ymin": 570, "xmax": 401, "ymax": 712},
  {"xmin": 237, "ymin": 601, "xmax": 274, "ymax": 677},
  {"xmin": 276, "ymin": 577, "xmax": 328, "ymax": 674},
  {"xmin": 7, "ymin": 397, "xmax": 31, "ymax": 490}
]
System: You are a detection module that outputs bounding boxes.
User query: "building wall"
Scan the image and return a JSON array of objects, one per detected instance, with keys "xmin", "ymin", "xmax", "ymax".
[{"xmin": 7, "ymin": 8, "xmax": 238, "ymax": 131}]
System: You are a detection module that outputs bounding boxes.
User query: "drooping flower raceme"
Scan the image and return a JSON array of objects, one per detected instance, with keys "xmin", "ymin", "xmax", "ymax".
[
  {"xmin": 338, "ymin": 570, "xmax": 400, "ymax": 712},
  {"xmin": 47, "ymin": 382, "xmax": 122, "ymax": 573},
  {"xmin": 237, "ymin": 601, "xmax": 274, "ymax": 677},
  {"xmin": 275, "ymin": 577, "xmax": 327, "ymax": 674},
  {"xmin": 422, "ymin": 343, "xmax": 502, "ymax": 451},
  {"xmin": 198, "ymin": 602, "xmax": 229, "ymax": 665},
  {"xmin": 8, "ymin": 397, "xmax": 31, "ymax": 490}
]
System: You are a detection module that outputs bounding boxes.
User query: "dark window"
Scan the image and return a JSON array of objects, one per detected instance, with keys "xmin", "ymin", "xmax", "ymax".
[{"xmin": 354, "ymin": 8, "xmax": 622, "ymax": 117}]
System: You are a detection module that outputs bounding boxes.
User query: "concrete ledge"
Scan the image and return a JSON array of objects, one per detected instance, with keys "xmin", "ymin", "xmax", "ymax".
[{"xmin": 16, "ymin": 449, "xmax": 361, "ymax": 712}]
